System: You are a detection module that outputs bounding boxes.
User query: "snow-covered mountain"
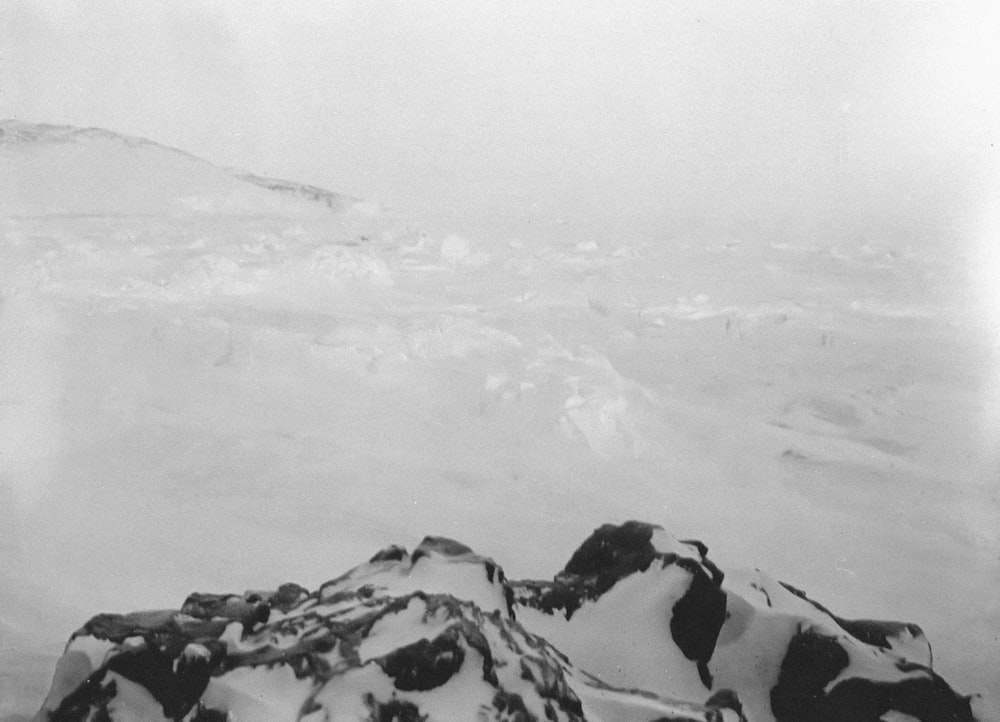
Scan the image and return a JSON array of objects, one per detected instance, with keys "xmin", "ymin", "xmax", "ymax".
[
  {"xmin": 0, "ymin": 120, "xmax": 363, "ymax": 217},
  {"xmin": 31, "ymin": 522, "xmax": 979, "ymax": 721},
  {"xmin": 1, "ymin": 122, "xmax": 997, "ymax": 720}
]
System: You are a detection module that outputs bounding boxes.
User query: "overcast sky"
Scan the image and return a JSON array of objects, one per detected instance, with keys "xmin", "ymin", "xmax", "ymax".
[{"xmin": 3, "ymin": 1, "xmax": 998, "ymax": 244}]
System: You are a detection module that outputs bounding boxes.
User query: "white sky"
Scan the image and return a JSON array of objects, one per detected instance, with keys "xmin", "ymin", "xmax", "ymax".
[{"xmin": 2, "ymin": 1, "xmax": 998, "ymax": 243}]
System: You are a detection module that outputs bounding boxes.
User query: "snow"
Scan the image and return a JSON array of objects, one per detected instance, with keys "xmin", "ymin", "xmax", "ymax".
[
  {"xmin": 708, "ymin": 592, "xmax": 792, "ymax": 717},
  {"xmin": 520, "ymin": 564, "xmax": 708, "ymax": 699},
  {"xmin": 1, "ymin": 122, "xmax": 998, "ymax": 719},
  {"xmin": 200, "ymin": 664, "xmax": 315, "ymax": 721}
]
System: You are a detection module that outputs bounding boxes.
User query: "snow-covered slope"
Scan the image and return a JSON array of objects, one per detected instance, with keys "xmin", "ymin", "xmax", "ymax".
[
  {"xmin": 0, "ymin": 120, "xmax": 360, "ymax": 217},
  {"xmin": 1, "ymin": 123, "xmax": 997, "ymax": 719},
  {"xmin": 31, "ymin": 522, "xmax": 979, "ymax": 721}
]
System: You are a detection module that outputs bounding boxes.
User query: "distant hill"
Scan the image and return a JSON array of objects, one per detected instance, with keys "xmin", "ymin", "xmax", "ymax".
[{"xmin": 0, "ymin": 120, "xmax": 359, "ymax": 218}]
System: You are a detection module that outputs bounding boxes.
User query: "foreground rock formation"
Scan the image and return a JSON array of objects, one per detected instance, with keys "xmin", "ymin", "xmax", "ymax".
[{"xmin": 33, "ymin": 522, "xmax": 980, "ymax": 721}]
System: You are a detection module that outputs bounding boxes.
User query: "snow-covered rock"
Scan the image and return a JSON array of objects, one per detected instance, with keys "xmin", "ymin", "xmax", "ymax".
[
  {"xmin": 513, "ymin": 522, "xmax": 980, "ymax": 722},
  {"xmin": 33, "ymin": 522, "xmax": 978, "ymax": 721}
]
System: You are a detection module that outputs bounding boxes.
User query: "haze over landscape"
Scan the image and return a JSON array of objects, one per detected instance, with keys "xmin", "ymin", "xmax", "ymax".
[
  {"xmin": 4, "ymin": 2, "xmax": 998, "ymax": 243},
  {"xmin": 1, "ymin": 2, "xmax": 998, "ymax": 720}
]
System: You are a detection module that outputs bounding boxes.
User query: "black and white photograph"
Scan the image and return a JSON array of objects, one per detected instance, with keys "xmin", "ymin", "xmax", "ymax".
[{"xmin": 1, "ymin": 2, "xmax": 998, "ymax": 720}]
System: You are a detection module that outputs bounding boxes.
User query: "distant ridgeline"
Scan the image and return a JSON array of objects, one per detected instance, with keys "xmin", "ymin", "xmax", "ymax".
[
  {"xmin": 34, "ymin": 521, "xmax": 983, "ymax": 722},
  {"xmin": 0, "ymin": 120, "xmax": 360, "ymax": 217},
  {"xmin": 230, "ymin": 171, "xmax": 359, "ymax": 213}
]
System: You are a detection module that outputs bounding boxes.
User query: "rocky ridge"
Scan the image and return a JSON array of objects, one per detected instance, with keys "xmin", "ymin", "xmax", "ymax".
[{"xmin": 32, "ymin": 522, "xmax": 981, "ymax": 721}]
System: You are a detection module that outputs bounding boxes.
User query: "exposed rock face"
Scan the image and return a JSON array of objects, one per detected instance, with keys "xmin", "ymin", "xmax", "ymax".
[
  {"xmin": 513, "ymin": 523, "xmax": 978, "ymax": 722},
  {"xmin": 33, "ymin": 523, "xmax": 979, "ymax": 722}
]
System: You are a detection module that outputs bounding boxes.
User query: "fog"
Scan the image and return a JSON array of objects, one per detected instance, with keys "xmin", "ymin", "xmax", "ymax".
[
  {"xmin": 3, "ymin": 4, "xmax": 1000, "ymax": 717},
  {"xmin": 4, "ymin": 1, "xmax": 997, "ymax": 245}
]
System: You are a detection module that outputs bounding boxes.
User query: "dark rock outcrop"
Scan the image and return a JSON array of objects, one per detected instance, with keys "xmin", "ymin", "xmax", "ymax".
[
  {"xmin": 770, "ymin": 626, "xmax": 975, "ymax": 722},
  {"xmin": 33, "ymin": 522, "xmax": 979, "ymax": 722}
]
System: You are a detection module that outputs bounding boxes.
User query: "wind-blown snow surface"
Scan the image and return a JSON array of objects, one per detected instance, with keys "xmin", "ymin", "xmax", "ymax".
[{"xmin": 1, "ymin": 122, "xmax": 998, "ymax": 718}]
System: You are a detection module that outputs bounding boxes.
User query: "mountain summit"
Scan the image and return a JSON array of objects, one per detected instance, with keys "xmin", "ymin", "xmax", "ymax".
[{"xmin": 32, "ymin": 522, "xmax": 981, "ymax": 721}]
